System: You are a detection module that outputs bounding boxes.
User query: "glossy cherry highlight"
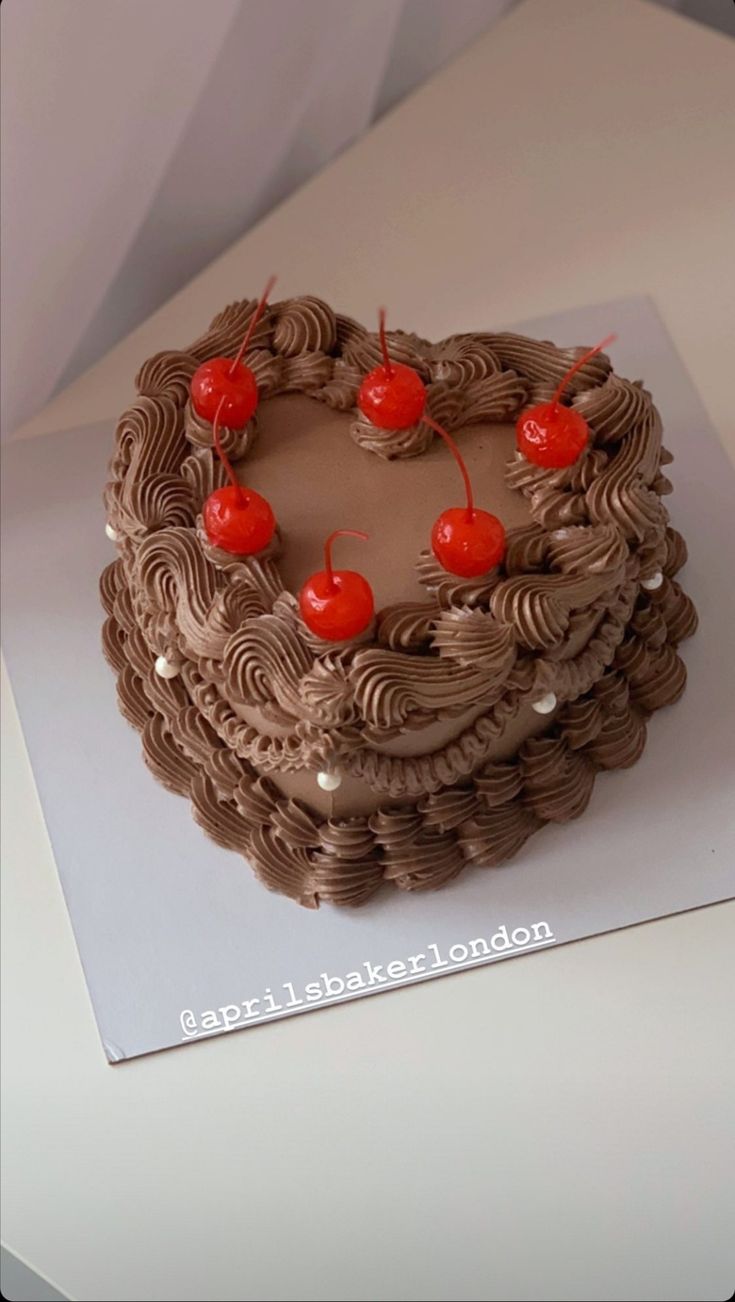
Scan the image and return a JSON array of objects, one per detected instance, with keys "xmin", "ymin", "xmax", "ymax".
[
  {"xmin": 190, "ymin": 275, "xmax": 276, "ymax": 427},
  {"xmin": 357, "ymin": 308, "xmax": 426, "ymax": 430},
  {"xmin": 516, "ymin": 333, "xmax": 616, "ymax": 469},
  {"xmin": 202, "ymin": 398, "xmax": 276, "ymax": 555},
  {"xmin": 299, "ymin": 530, "xmax": 374, "ymax": 641},
  {"xmin": 426, "ymin": 415, "xmax": 506, "ymax": 577}
]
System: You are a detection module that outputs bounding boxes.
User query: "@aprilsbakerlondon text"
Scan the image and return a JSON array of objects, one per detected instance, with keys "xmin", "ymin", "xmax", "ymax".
[{"xmin": 180, "ymin": 919, "xmax": 556, "ymax": 1040}]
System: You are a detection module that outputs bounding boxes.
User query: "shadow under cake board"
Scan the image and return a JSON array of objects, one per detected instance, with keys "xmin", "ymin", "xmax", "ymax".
[{"xmin": 2, "ymin": 296, "xmax": 734, "ymax": 1062}]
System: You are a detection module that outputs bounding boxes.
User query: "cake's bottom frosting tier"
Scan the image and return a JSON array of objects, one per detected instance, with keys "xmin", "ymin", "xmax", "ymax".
[{"xmin": 101, "ymin": 545, "xmax": 696, "ymax": 908}]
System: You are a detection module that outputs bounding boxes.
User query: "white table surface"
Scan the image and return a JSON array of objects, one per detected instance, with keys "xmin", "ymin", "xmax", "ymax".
[{"xmin": 2, "ymin": 2, "xmax": 734, "ymax": 1299}]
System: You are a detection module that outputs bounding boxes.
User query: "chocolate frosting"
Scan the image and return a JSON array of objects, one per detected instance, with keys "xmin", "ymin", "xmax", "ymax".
[{"xmin": 102, "ymin": 295, "xmax": 697, "ymax": 905}]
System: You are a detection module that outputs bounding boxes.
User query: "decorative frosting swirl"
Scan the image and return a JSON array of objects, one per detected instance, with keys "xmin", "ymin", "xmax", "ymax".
[
  {"xmin": 280, "ymin": 351, "xmax": 334, "ymax": 391},
  {"xmin": 224, "ymin": 614, "xmax": 312, "ymax": 721},
  {"xmin": 342, "ymin": 328, "xmax": 430, "ymax": 379},
  {"xmin": 381, "ymin": 827, "xmax": 465, "ymax": 892},
  {"xmin": 180, "ymin": 447, "xmax": 229, "ymax": 509},
  {"xmin": 106, "ymin": 396, "xmax": 193, "ymax": 539},
  {"xmin": 351, "ymin": 645, "xmax": 510, "ymax": 730},
  {"xmin": 377, "ymin": 601, "xmax": 439, "ymax": 650},
  {"xmin": 272, "ymin": 296, "xmax": 337, "ymax": 356},
  {"xmin": 459, "ymin": 371, "xmax": 528, "ymax": 425},
  {"xmin": 430, "ymin": 607, "xmax": 517, "ymax": 671},
  {"xmin": 184, "ymin": 399, "xmax": 258, "ymax": 460},
  {"xmin": 416, "ymin": 549, "xmax": 502, "ymax": 608},
  {"xmin": 425, "ymin": 334, "xmax": 502, "ymax": 386},
  {"xmin": 271, "ymin": 797, "xmax": 320, "ymax": 848},
  {"xmin": 188, "ymin": 298, "xmax": 274, "ymax": 362},
  {"xmin": 490, "ymin": 540, "xmax": 627, "ymax": 650},
  {"xmin": 650, "ymin": 577, "xmax": 698, "ymax": 644},
  {"xmin": 585, "ymin": 407, "xmax": 665, "ymax": 540},
  {"xmin": 350, "ymin": 411, "xmax": 434, "ymax": 460},
  {"xmin": 298, "ymin": 655, "xmax": 358, "ymax": 727},
  {"xmin": 572, "ymin": 375, "xmax": 653, "ymax": 446},
  {"xmin": 485, "ymin": 333, "xmax": 612, "ymax": 393},
  {"xmin": 457, "ymin": 801, "xmax": 539, "ymax": 868},
  {"xmin": 418, "ymin": 787, "xmax": 480, "ymax": 831},
  {"xmin": 521, "ymin": 737, "xmax": 596, "ymax": 821},
  {"xmin": 317, "ymin": 356, "xmax": 363, "ymax": 411},
  {"xmin": 135, "ymin": 350, "xmax": 199, "ymax": 406},
  {"xmin": 475, "ymin": 760, "xmax": 523, "ymax": 807}
]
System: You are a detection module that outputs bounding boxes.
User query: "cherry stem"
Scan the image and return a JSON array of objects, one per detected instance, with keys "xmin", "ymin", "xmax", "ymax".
[
  {"xmin": 423, "ymin": 414, "xmax": 475, "ymax": 522},
  {"xmin": 229, "ymin": 274, "xmax": 277, "ymax": 376},
  {"xmin": 378, "ymin": 307, "xmax": 394, "ymax": 378},
  {"xmin": 551, "ymin": 332, "xmax": 617, "ymax": 408},
  {"xmin": 213, "ymin": 397, "xmax": 246, "ymax": 505},
  {"xmin": 324, "ymin": 529, "xmax": 369, "ymax": 594}
]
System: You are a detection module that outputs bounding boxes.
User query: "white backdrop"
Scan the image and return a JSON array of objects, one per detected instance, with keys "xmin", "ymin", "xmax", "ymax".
[{"xmin": 1, "ymin": 0, "xmax": 513, "ymax": 437}]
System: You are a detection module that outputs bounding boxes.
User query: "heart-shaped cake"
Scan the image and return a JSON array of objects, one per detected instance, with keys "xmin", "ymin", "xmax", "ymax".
[{"xmin": 101, "ymin": 294, "xmax": 697, "ymax": 906}]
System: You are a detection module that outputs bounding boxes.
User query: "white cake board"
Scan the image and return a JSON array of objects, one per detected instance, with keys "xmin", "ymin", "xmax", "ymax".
[{"xmin": 2, "ymin": 297, "xmax": 734, "ymax": 1062}]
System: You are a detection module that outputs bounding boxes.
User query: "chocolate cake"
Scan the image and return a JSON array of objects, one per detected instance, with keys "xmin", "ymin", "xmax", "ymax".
[{"xmin": 101, "ymin": 294, "xmax": 697, "ymax": 906}]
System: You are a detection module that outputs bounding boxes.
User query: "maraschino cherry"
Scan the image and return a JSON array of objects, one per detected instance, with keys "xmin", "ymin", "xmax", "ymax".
[
  {"xmin": 516, "ymin": 333, "xmax": 617, "ymax": 469},
  {"xmin": 202, "ymin": 397, "xmax": 275, "ymax": 555},
  {"xmin": 357, "ymin": 308, "xmax": 426, "ymax": 430},
  {"xmin": 190, "ymin": 275, "xmax": 276, "ymax": 427},
  {"xmin": 427, "ymin": 415, "xmax": 506, "ymax": 577},
  {"xmin": 299, "ymin": 530, "xmax": 374, "ymax": 641}
]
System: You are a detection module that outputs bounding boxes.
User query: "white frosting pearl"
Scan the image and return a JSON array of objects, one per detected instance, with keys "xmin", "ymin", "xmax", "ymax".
[
  {"xmin": 105, "ymin": 522, "xmax": 120, "ymax": 542},
  {"xmin": 641, "ymin": 571, "xmax": 664, "ymax": 591},
  {"xmin": 154, "ymin": 655, "xmax": 180, "ymax": 680},
  {"xmin": 317, "ymin": 770, "xmax": 342, "ymax": 792},
  {"xmin": 532, "ymin": 692, "xmax": 557, "ymax": 715}
]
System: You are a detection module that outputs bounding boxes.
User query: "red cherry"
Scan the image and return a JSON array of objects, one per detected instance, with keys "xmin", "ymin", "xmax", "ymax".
[
  {"xmin": 424, "ymin": 414, "xmax": 506, "ymax": 577},
  {"xmin": 358, "ymin": 362, "xmax": 426, "ymax": 430},
  {"xmin": 190, "ymin": 275, "xmax": 276, "ymax": 427},
  {"xmin": 432, "ymin": 507, "xmax": 506, "ymax": 578},
  {"xmin": 357, "ymin": 308, "xmax": 426, "ymax": 430},
  {"xmin": 516, "ymin": 403, "xmax": 589, "ymax": 469},
  {"xmin": 516, "ymin": 333, "xmax": 616, "ymax": 469},
  {"xmin": 299, "ymin": 530, "xmax": 374, "ymax": 641},
  {"xmin": 191, "ymin": 356, "xmax": 258, "ymax": 427},
  {"xmin": 203, "ymin": 484, "xmax": 275, "ymax": 555},
  {"xmin": 202, "ymin": 397, "xmax": 276, "ymax": 555}
]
